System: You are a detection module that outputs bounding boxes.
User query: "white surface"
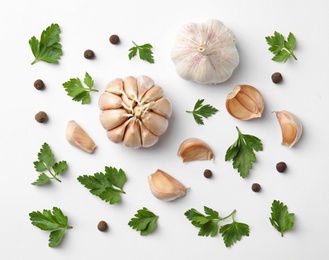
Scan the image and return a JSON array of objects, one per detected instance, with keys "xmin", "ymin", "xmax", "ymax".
[{"xmin": 1, "ymin": 0, "xmax": 328, "ymax": 259}]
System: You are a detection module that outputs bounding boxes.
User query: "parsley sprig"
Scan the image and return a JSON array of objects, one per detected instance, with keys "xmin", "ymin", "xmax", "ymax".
[
  {"xmin": 128, "ymin": 41, "xmax": 154, "ymax": 64},
  {"xmin": 265, "ymin": 31, "xmax": 297, "ymax": 62},
  {"xmin": 270, "ymin": 200, "xmax": 295, "ymax": 237},
  {"xmin": 185, "ymin": 206, "xmax": 249, "ymax": 247},
  {"xmin": 186, "ymin": 99, "xmax": 218, "ymax": 125},
  {"xmin": 128, "ymin": 207, "xmax": 159, "ymax": 236}
]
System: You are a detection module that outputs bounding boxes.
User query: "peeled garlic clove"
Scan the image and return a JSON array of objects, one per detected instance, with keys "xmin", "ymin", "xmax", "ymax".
[
  {"xmin": 149, "ymin": 97, "xmax": 172, "ymax": 119},
  {"xmin": 226, "ymin": 84, "xmax": 264, "ymax": 120},
  {"xmin": 148, "ymin": 169, "xmax": 188, "ymax": 201},
  {"xmin": 178, "ymin": 138, "xmax": 214, "ymax": 162},
  {"xmin": 123, "ymin": 119, "xmax": 142, "ymax": 148},
  {"xmin": 99, "ymin": 109, "xmax": 129, "ymax": 130},
  {"xmin": 66, "ymin": 120, "xmax": 96, "ymax": 153},
  {"xmin": 141, "ymin": 111, "xmax": 168, "ymax": 136},
  {"xmin": 275, "ymin": 110, "xmax": 302, "ymax": 147},
  {"xmin": 141, "ymin": 85, "xmax": 164, "ymax": 103}
]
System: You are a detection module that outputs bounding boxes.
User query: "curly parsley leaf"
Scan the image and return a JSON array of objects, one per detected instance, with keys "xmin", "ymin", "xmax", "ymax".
[
  {"xmin": 32, "ymin": 143, "xmax": 67, "ymax": 185},
  {"xmin": 128, "ymin": 207, "xmax": 159, "ymax": 236},
  {"xmin": 269, "ymin": 200, "xmax": 295, "ymax": 237},
  {"xmin": 225, "ymin": 127, "xmax": 263, "ymax": 178},
  {"xmin": 62, "ymin": 72, "xmax": 98, "ymax": 104},
  {"xmin": 77, "ymin": 166, "xmax": 126, "ymax": 205},
  {"xmin": 128, "ymin": 41, "xmax": 154, "ymax": 63},
  {"xmin": 29, "ymin": 207, "xmax": 72, "ymax": 248},
  {"xmin": 186, "ymin": 99, "xmax": 218, "ymax": 125},
  {"xmin": 29, "ymin": 23, "xmax": 63, "ymax": 65},
  {"xmin": 265, "ymin": 31, "xmax": 297, "ymax": 62}
]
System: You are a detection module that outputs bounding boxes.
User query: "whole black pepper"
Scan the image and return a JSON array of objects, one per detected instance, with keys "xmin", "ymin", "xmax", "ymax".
[
  {"xmin": 251, "ymin": 183, "xmax": 261, "ymax": 192},
  {"xmin": 34, "ymin": 79, "xmax": 45, "ymax": 90},
  {"xmin": 84, "ymin": 49, "xmax": 95, "ymax": 59},
  {"xmin": 109, "ymin": 34, "xmax": 120, "ymax": 44},
  {"xmin": 203, "ymin": 169, "xmax": 212, "ymax": 178},
  {"xmin": 271, "ymin": 72, "xmax": 283, "ymax": 84},
  {"xmin": 35, "ymin": 111, "xmax": 48, "ymax": 123},
  {"xmin": 97, "ymin": 220, "xmax": 108, "ymax": 232},
  {"xmin": 276, "ymin": 162, "xmax": 287, "ymax": 173}
]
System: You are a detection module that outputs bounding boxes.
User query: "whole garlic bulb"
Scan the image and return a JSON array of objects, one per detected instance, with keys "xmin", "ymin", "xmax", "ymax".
[
  {"xmin": 99, "ymin": 75, "xmax": 172, "ymax": 148},
  {"xmin": 171, "ymin": 19, "xmax": 239, "ymax": 85}
]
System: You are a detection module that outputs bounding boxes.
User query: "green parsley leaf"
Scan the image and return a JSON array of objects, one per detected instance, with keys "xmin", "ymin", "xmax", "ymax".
[
  {"xmin": 128, "ymin": 41, "xmax": 154, "ymax": 63},
  {"xmin": 29, "ymin": 207, "xmax": 73, "ymax": 248},
  {"xmin": 128, "ymin": 207, "xmax": 159, "ymax": 236},
  {"xmin": 77, "ymin": 166, "xmax": 127, "ymax": 205},
  {"xmin": 220, "ymin": 221, "xmax": 250, "ymax": 247},
  {"xmin": 269, "ymin": 200, "xmax": 295, "ymax": 237},
  {"xmin": 29, "ymin": 23, "xmax": 63, "ymax": 65},
  {"xmin": 32, "ymin": 143, "xmax": 67, "ymax": 185},
  {"xmin": 265, "ymin": 31, "xmax": 297, "ymax": 62},
  {"xmin": 186, "ymin": 99, "xmax": 218, "ymax": 125},
  {"xmin": 225, "ymin": 127, "xmax": 263, "ymax": 178},
  {"xmin": 62, "ymin": 72, "xmax": 98, "ymax": 104}
]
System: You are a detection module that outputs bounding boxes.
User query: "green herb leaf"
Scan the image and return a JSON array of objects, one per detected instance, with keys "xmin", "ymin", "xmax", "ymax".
[
  {"xmin": 265, "ymin": 31, "xmax": 297, "ymax": 62},
  {"xmin": 128, "ymin": 207, "xmax": 159, "ymax": 236},
  {"xmin": 186, "ymin": 99, "xmax": 218, "ymax": 125},
  {"xmin": 269, "ymin": 200, "xmax": 295, "ymax": 237},
  {"xmin": 219, "ymin": 221, "xmax": 250, "ymax": 247},
  {"xmin": 77, "ymin": 166, "xmax": 127, "ymax": 205},
  {"xmin": 62, "ymin": 72, "xmax": 98, "ymax": 104},
  {"xmin": 225, "ymin": 127, "xmax": 263, "ymax": 178},
  {"xmin": 128, "ymin": 41, "xmax": 154, "ymax": 63},
  {"xmin": 29, "ymin": 207, "xmax": 72, "ymax": 248},
  {"xmin": 29, "ymin": 23, "xmax": 63, "ymax": 65},
  {"xmin": 32, "ymin": 143, "xmax": 67, "ymax": 185}
]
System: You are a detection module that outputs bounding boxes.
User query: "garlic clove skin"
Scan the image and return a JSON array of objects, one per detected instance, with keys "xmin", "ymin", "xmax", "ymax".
[
  {"xmin": 99, "ymin": 109, "xmax": 129, "ymax": 130},
  {"xmin": 141, "ymin": 85, "xmax": 164, "ymax": 103},
  {"xmin": 139, "ymin": 121, "xmax": 159, "ymax": 148},
  {"xmin": 226, "ymin": 85, "xmax": 264, "ymax": 120},
  {"xmin": 123, "ymin": 76, "xmax": 138, "ymax": 100},
  {"xmin": 148, "ymin": 169, "xmax": 188, "ymax": 201},
  {"xmin": 98, "ymin": 92, "xmax": 123, "ymax": 110},
  {"xmin": 107, "ymin": 120, "xmax": 130, "ymax": 143},
  {"xmin": 105, "ymin": 78, "xmax": 124, "ymax": 95},
  {"xmin": 66, "ymin": 120, "xmax": 96, "ymax": 153},
  {"xmin": 178, "ymin": 138, "xmax": 214, "ymax": 162},
  {"xmin": 275, "ymin": 110, "xmax": 302, "ymax": 148},
  {"xmin": 141, "ymin": 111, "xmax": 169, "ymax": 136},
  {"xmin": 149, "ymin": 98, "xmax": 172, "ymax": 119},
  {"xmin": 123, "ymin": 119, "xmax": 142, "ymax": 148},
  {"xmin": 136, "ymin": 75, "xmax": 155, "ymax": 100}
]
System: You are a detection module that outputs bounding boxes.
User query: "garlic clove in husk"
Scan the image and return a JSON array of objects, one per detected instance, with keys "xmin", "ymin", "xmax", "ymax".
[
  {"xmin": 171, "ymin": 19, "xmax": 239, "ymax": 85},
  {"xmin": 275, "ymin": 110, "xmax": 302, "ymax": 148},
  {"xmin": 66, "ymin": 120, "xmax": 96, "ymax": 153},
  {"xmin": 148, "ymin": 169, "xmax": 188, "ymax": 201},
  {"xmin": 177, "ymin": 138, "xmax": 214, "ymax": 162},
  {"xmin": 226, "ymin": 85, "xmax": 264, "ymax": 120}
]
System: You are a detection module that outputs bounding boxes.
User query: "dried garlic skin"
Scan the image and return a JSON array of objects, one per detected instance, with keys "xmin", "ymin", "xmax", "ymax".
[
  {"xmin": 171, "ymin": 19, "xmax": 239, "ymax": 85},
  {"xmin": 99, "ymin": 75, "xmax": 172, "ymax": 148},
  {"xmin": 177, "ymin": 137, "xmax": 214, "ymax": 162}
]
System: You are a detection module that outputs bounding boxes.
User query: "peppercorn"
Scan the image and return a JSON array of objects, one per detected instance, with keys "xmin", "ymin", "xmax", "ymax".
[
  {"xmin": 35, "ymin": 111, "xmax": 48, "ymax": 123},
  {"xmin": 97, "ymin": 220, "xmax": 108, "ymax": 232},
  {"xmin": 276, "ymin": 161, "xmax": 287, "ymax": 173},
  {"xmin": 251, "ymin": 183, "xmax": 261, "ymax": 192},
  {"xmin": 34, "ymin": 79, "xmax": 45, "ymax": 90},
  {"xmin": 84, "ymin": 49, "xmax": 95, "ymax": 59},
  {"xmin": 203, "ymin": 169, "xmax": 212, "ymax": 178},
  {"xmin": 271, "ymin": 72, "xmax": 283, "ymax": 84},
  {"xmin": 109, "ymin": 34, "xmax": 120, "ymax": 44}
]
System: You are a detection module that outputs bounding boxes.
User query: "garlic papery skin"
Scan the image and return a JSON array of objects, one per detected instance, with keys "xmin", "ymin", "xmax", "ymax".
[
  {"xmin": 171, "ymin": 19, "xmax": 239, "ymax": 85},
  {"xmin": 66, "ymin": 120, "xmax": 96, "ymax": 153},
  {"xmin": 226, "ymin": 85, "xmax": 264, "ymax": 120},
  {"xmin": 275, "ymin": 110, "xmax": 302, "ymax": 148},
  {"xmin": 99, "ymin": 75, "xmax": 172, "ymax": 148},
  {"xmin": 148, "ymin": 169, "xmax": 188, "ymax": 201},
  {"xmin": 177, "ymin": 138, "xmax": 214, "ymax": 162}
]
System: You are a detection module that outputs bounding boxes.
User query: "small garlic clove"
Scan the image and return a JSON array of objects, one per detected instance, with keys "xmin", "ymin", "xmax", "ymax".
[
  {"xmin": 177, "ymin": 138, "xmax": 214, "ymax": 162},
  {"xmin": 141, "ymin": 111, "xmax": 168, "ymax": 136},
  {"xmin": 123, "ymin": 76, "xmax": 138, "ymax": 100},
  {"xmin": 66, "ymin": 120, "xmax": 96, "ymax": 153},
  {"xmin": 141, "ymin": 85, "xmax": 164, "ymax": 103},
  {"xmin": 105, "ymin": 78, "xmax": 124, "ymax": 95},
  {"xmin": 139, "ymin": 121, "xmax": 159, "ymax": 148},
  {"xmin": 226, "ymin": 85, "xmax": 264, "ymax": 120},
  {"xmin": 148, "ymin": 169, "xmax": 188, "ymax": 201},
  {"xmin": 99, "ymin": 109, "xmax": 129, "ymax": 130},
  {"xmin": 136, "ymin": 75, "xmax": 155, "ymax": 101},
  {"xmin": 150, "ymin": 97, "xmax": 172, "ymax": 119},
  {"xmin": 98, "ymin": 92, "xmax": 122, "ymax": 110},
  {"xmin": 275, "ymin": 110, "xmax": 302, "ymax": 148},
  {"xmin": 107, "ymin": 120, "xmax": 130, "ymax": 143},
  {"xmin": 123, "ymin": 119, "xmax": 142, "ymax": 149}
]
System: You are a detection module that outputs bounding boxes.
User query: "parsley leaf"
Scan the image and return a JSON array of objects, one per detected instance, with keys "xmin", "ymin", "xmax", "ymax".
[
  {"xmin": 128, "ymin": 207, "xmax": 159, "ymax": 236},
  {"xmin": 128, "ymin": 41, "xmax": 154, "ymax": 63},
  {"xmin": 269, "ymin": 200, "xmax": 295, "ymax": 237},
  {"xmin": 29, "ymin": 23, "xmax": 63, "ymax": 65},
  {"xmin": 62, "ymin": 72, "xmax": 98, "ymax": 104},
  {"xmin": 32, "ymin": 143, "xmax": 67, "ymax": 185},
  {"xmin": 265, "ymin": 31, "xmax": 297, "ymax": 62},
  {"xmin": 186, "ymin": 99, "xmax": 218, "ymax": 125},
  {"xmin": 184, "ymin": 207, "xmax": 249, "ymax": 247},
  {"xmin": 225, "ymin": 127, "xmax": 263, "ymax": 178},
  {"xmin": 77, "ymin": 166, "xmax": 127, "ymax": 205},
  {"xmin": 29, "ymin": 207, "xmax": 73, "ymax": 248}
]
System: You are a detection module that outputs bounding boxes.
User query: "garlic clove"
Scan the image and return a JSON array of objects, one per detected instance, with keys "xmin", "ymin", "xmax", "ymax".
[
  {"xmin": 275, "ymin": 110, "xmax": 302, "ymax": 148},
  {"xmin": 226, "ymin": 85, "xmax": 264, "ymax": 120},
  {"xmin": 149, "ymin": 97, "xmax": 172, "ymax": 119},
  {"xmin": 99, "ymin": 109, "xmax": 129, "ymax": 130},
  {"xmin": 139, "ymin": 121, "xmax": 159, "ymax": 148},
  {"xmin": 98, "ymin": 92, "xmax": 123, "ymax": 110},
  {"xmin": 123, "ymin": 76, "xmax": 138, "ymax": 100},
  {"xmin": 136, "ymin": 75, "xmax": 155, "ymax": 101},
  {"xmin": 105, "ymin": 78, "xmax": 124, "ymax": 95},
  {"xmin": 177, "ymin": 138, "xmax": 214, "ymax": 162},
  {"xmin": 141, "ymin": 111, "xmax": 168, "ymax": 136},
  {"xmin": 107, "ymin": 119, "xmax": 130, "ymax": 143},
  {"xmin": 141, "ymin": 85, "xmax": 164, "ymax": 103},
  {"xmin": 148, "ymin": 169, "xmax": 188, "ymax": 201},
  {"xmin": 66, "ymin": 120, "xmax": 96, "ymax": 153},
  {"xmin": 123, "ymin": 119, "xmax": 142, "ymax": 148}
]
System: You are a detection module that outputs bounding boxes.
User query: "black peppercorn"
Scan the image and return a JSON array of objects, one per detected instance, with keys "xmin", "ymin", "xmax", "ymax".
[
  {"xmin": 97, "ymin": 220, "xmax": 108, "ymax": 232},
  {"xmin": 34, "ymin": 79, "xmax": 45, "ymax": 90},
  {"xmin": 271, "ymin": 72, "xmax": 283, "ymax": 84},
  {"xmin": 203, "ymin": 169, "xmax": 212, "ymax": 178},
  {"xmin": 35, "ymin": 111, "xmax": 48, "ymax": 123},
  {"xmin": 84, "ymin": 49, "xmax": 95, "ymax": 59},
  {"xmin": 276, "ymin": 162, "xmax": 287, "ymax": 173},
  {"xmin": 251, "ymin": 183, "xmax": 261, "ymax": 192},
  {"xmin": 109, "ymin": 34, "xmax": 120, "ymax": 44}
]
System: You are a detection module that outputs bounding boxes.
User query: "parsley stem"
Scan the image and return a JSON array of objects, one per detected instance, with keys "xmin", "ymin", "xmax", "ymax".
[
  {"xmin": 222, "ymin": 209, "xmax": 237, "ymax": 221},
  {"xmin": 47, "ymin": 167, "xmax": 61, "ymax": 183}
]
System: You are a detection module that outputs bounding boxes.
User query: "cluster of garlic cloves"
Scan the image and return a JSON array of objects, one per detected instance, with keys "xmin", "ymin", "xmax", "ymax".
[
  {"xmin": 66, "ymin": 120, "xmax": 96, "ymax": 153},
  {"xmin": 177, "ymin": 138, "xmax": 214, "ymax": 162}
]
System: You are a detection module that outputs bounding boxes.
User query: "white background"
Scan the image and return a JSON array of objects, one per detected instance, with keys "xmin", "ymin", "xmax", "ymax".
[{"xmin": 1, "ymin": 0, "xmax": 328, "ymax": 259}]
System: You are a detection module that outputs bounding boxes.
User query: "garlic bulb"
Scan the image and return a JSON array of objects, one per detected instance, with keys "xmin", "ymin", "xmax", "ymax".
[
  {"xmin": 171, "ymin": 19, "xmax": 239, "ymax": 85},
  {"xmin": 99, "ymin": 75, "xmax": 172, "ymax": 148},
  {"xmin": 177, "ymin": 138, "xmax": 214, "ymax": 162}
]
